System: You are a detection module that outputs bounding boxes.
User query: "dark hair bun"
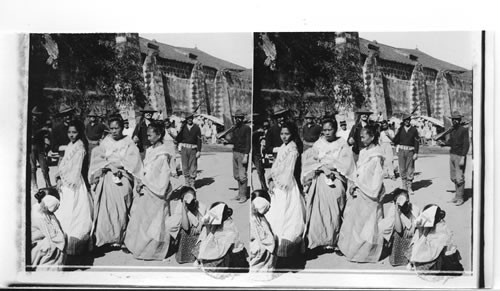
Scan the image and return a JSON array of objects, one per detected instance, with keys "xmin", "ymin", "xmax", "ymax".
[
  {"xmin": 226, "ymin": 207, "xmax": 233, "ymax": 218},
  {"xmin": 35, "ymin": 187, "xmax": 60, "ymax": 203},
  {"xmin": 251, "ymin": 189, "xmax": 271, "ymax": 202},
  {"xmin": 438, "ymin": 209, "xmax": 446, "ymax": 221}
]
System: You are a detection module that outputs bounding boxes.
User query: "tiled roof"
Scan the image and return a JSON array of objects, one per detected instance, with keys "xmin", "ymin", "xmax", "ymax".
[
  {"xmin": 139, "ymin": 37, "xmax": 247, "ymax": 71},
  {"xmin": 238, "ymin": 68, "xmax": 253, "ymax": 79},
  {"xmin": 359, "ymin": 38, "xmax": 468, "ymax": 73}
]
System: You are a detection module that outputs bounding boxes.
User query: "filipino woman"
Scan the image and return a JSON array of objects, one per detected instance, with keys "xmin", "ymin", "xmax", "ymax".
[
  {"xmin": 301, "ymin": 119, "xmax": 356, "ymax": 252},
  {"xmin": 195, "ymin": 202, "xmax": 248, "ymax": 275},
  {"xmin": 54, "ymin": 119, "xmax": 93, "ymax": 258},
  {"xmin": 379, "ymin": 188, "xmax": 421, "ymax": 266},
  {"xmin": 175, "ymin": 186, "xmax": 207, "ymax": 264},
  {"xmin": 250, "ymin": 189, "xmax": 276, "ymax": 278},
  {"xmin": 266, "ymin": 122, "xmax": 306, "ymax": 265},
  {"xmin": 338, "ymin": 124, "xmax": 386, "ymax": 263},
  {"xmin": 89, "ymin": 115, "xmax": 142, "ymax": 249},
  {"xmin": 31, "ymin": 187, "xmax": 65, "ymax": 270},
  {"xmin": 124, "ymin": 121, "xmax": 184, "ymax": 260},
  {"xmin": 409, "ymin": 204, "xmax": 463, "ymax": 276}
]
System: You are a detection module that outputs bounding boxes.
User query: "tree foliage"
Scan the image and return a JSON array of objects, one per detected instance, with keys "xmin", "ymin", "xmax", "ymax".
[
  {"xmin": 255, "ymin": 32, "xmax": 365, "ymax": 117},
  {"xmin": 29, "ymin": 33, "xmax": 146, "ymax": 116}
]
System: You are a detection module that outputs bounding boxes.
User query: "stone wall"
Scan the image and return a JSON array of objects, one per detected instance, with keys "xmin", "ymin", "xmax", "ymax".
[{"xmin": 362, "ymin": 49, "xmax": 473, "ymax": 124}]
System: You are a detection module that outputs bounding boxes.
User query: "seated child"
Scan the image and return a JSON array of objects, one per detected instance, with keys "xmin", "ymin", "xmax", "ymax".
[
  {"xmin": 409, "ymin": 204, "xmax": 463, "ymax": 276},
  {"xmin": 194, "ymin": 202, "xmax": 249, "ymax": 276},
  {"xmin": 31, "ymin": 187, "xmax": 66, "ymax": 270},
  {"xmin": 250, "ymin": 189, "xmax": 276, "ymax": 278},
  {"xmin": 176, "ymin": 186, "xmax": 207, "ymax": 264}
]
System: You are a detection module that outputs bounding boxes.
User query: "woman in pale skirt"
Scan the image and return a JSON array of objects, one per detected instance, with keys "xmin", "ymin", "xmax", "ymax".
[
  {"xmin": 266, "ymin": 122, "xmax": 306, "ymax": 267},
  {"xmin": 338, "ymin": 124, "xmax": 387, "ymax": 263},
  {"xmin": 124, "ymin": 121, "xmax": 183, "ymax": 260},
  {"xmin": 54, "ymin": 120, "xmax": 93, "ymax": 258}
]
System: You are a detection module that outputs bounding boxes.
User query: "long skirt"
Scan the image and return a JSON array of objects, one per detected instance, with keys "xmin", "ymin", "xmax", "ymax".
[
  {"xmin": 337, "ymin": 189, "xmax": 384, "ymax": 263},
  {"xmin": 266, "ymin": 183, "xmax": 306, "ymax": 257},
  {"xmin": 92, "ymin": 171, "xmax": 133, "ymax": 247},
  {"xmin": 176, "ymin": 228, "xmax": 200, "ymax": 264},
  {"xmin": 389, "ymin": 230, "xmax": 413, "ymax": 266},
  {"xmin": 56, "ymin": 180, "xmax": 93, "ymax": 255},
  {"xmin": 380, "ymin": 142, "xmax": 395, "ymax": 177},
  {"xmin": 31, "ymin": 240, "xmax": 65, "ymax": 271},
  {"xmin": 124, "ymin": 191, "xmax": 178, "ymax": 261},
  {"xmin": 305, "ymin": 174, "xmax": 346, "ymax": 250}
]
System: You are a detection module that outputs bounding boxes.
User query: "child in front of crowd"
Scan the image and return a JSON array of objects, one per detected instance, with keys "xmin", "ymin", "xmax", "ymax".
[
  {"xmin": 409, "ymin": 204, "xmax": 463, "ymax": 277},
  {"xmin": 31, "ymin": 187, "xmax": 66, "ymax": 271},
  {"xmin": 250, "ymin": 189, "xmax": 276, "ymax": 279},
  {"xmin": 194, "ymin": 202, "xmax": 249, "ymax": 277}
]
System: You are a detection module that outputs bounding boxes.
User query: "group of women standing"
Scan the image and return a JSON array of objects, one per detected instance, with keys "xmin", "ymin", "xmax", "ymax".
[
  {"xmin": 31, "ymin": 115, "xmax": 248, "ymax": 274},
  {"xmin": 250, "ymin": 118, "xmax": 462, "ymax": 277}
]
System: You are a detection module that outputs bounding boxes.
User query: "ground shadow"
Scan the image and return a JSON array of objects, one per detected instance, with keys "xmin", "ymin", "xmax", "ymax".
[
  {"xmin": 412, "ymin": 179, "xmax": 433, "ymax": 191},
  {"xmin": 62, "ymin": 253, "xmax": 95, "ymax": 271},
  {"xmin": 305, "ymin": 246, "xmax": 335, "ymax": 261},
  {"xmin": 194, "ymin": 177, "xmax": 215, "ymax": 189},
  {"xmin": 275, "ymin": 254, "xmax": 306, "ymax": 273},
  {"xmin": 464, "ymin": 188, "xmax": 473, "ymax": 202}
]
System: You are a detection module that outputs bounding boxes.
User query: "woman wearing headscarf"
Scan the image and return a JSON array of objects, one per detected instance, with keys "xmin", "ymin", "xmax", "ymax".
[
  {"xmin": 31, "ymin": 188, "xmax": 66, "ymax": 270},
  {"xmin": 124, "ymin": 121, "xmax": 183, "ymax": 260},
  {"xmin": 409, "ymin": 204, "xmax": 463, "ymax": 276},
  {"xmin": 250, "ymin": 189, "xmax": 276, "ymax": 277},
  {"xmin": 301, "ymin": 119, "xmax": 356, "ymax": 252},
  {"xmin": 194, "ymin": 202, "xmax": 248, "ymax": 275},
  {"xmin": 89, "ymin": 115, "xmax": 142, "ymax": 249},
  {"xmin": 54, "ymin": 120, "xmax": 93, "ymax": 258},
  {"xmin": 338, "ymin": 124, "xmax": 387, "ymax": 263}
]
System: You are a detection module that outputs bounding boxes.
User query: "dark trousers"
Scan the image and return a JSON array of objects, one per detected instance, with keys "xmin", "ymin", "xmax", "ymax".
[
  {"xmin": 30, "ymin": 147, "xmax": 51, "ymax": 189},
  {"xmin": 450, "ymin": 154, "xmax": 466, "ymax": 200},
  {"xmin": 397, "ymin": 149, "xmax": 415, "ymax": 182},
  {"xmin": 181, "ymin": 147, "xmax": 198, "ymax": 187},
  {"xmin": 252, "ymin": 154, "xmax": 268, "ymax": 191},
  {"xmin": 233, "ymin": 151, "xmax": 248, "ymax": 199}
]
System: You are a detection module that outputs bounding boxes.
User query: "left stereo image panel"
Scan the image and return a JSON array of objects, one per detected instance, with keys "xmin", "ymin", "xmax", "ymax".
[{"xmin": 24, "ymin": 33, "xmax": 253, "ymax": 275}]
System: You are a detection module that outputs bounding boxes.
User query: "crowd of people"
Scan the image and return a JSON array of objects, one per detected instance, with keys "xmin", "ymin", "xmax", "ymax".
[
  {"xmin": 250, "ymin": 106, "xmax": 469, "ymax": 278},
  {"xmin": 29, "ymin": 101, "xmax": 469, "ymax": 278},
  {"xmin": 29, "ymin": 103, "xmax": 249, "ymax": 274}
]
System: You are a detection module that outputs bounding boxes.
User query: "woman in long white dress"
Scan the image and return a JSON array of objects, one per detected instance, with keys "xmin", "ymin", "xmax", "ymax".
[
  {"xmin": 124, "ymin": 121, "xmax": 183, "ymax": 260},
  {"xmin": 54, "ymin": 120, "xmax": 93, "ymax": 257},
  {"xmin": 266, "ymin": 122, "xmax": 306, "ymax": 264},
  {"xmin": 89, "ymin": 116, "xmax": 143, "ymax": 249},
  {"xmin": 301, "ymin": 119, "xmax": 355, "ymax": 252},
  {"xmin": 338, "ymin": 124, "xmax": 387, "ymax": 263}
]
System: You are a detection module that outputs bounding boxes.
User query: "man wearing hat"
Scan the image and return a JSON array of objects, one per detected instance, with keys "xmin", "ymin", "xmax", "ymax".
[
  {"xmin": 337, "ymin": 120, "xmax": 350, "ymax": 141},
  {"xmin": 222, "ymin": 110, "xmax": 251, "ymax": 202},
  {"xmin": 50, "ymin": 103, "xmax": 75, "ymax": 157},
  {"xmin": 85, "ymin": 109, "xmax": 107, "ymax": 156},
  {"xmin": 132, "ymin": 104, "xmax": 157, "ymax": 158},
  {"xmin": 302, "ymin": 111, "xmax": 322, "ymax": 151},
  {"xmin": 347, "ymin": 106, "xmax": 373, "ymax": 159},
  {"xmin": 30, "ymin": 106, "xmax": 52, "ymax": 192},
  {"xmin": 393, "ymin": 113, "xmax": 420, "ymax": 195},
  {"xmin": 176, "ymin": 112, "xmax": 202, "ymax": 188},
  {"xmin": 439, "ymin": 111, "xmax": 470, "ymax": 206}
]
